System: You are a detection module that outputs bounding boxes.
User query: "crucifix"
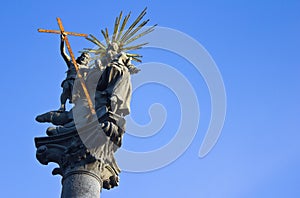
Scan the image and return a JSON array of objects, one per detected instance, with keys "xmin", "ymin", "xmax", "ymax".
[{"xmin": 38, "ymin": 17, "xmax": 96, "ymax": 115}]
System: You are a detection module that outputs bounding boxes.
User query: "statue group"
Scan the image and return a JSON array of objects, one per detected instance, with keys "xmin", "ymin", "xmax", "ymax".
[{"xmin": 34, "ymin": 8, "xmax": 155, "ymax": 198}]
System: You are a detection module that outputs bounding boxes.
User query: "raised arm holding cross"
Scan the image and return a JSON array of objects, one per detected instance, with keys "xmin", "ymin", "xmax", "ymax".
[{"xmin": 38, "ymin": 17, "xmax": 95, "ymax": 115}]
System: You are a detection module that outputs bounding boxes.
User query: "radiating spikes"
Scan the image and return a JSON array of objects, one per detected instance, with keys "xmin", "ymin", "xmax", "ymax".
[
  {"xmin": 82, "ymin": 48, "xmax": 105, "ymax": 55},
  {"xmin": 127, "ymin": 7, "xmax": 147, "ymax": 32},
  {"xmin": 112, "ymin": 11, "xmax": 123, "ymax": 42},
  {"xmin": 89, "ymin": 34, "xmax": 106, "ymax": 49},
  {"xmin": 95, "ymin": 49, "xmax": 106, "ymax": 55},
  {"xmin": 78, "ymin": 50, "xmax": 89, "ymax": 54},
  {"xmin": 86, "ymin": 34, "xmax": 106, "ymax": 49},
  {"xmin": 122, "ymin": 42, "xmax": 148, "ymax": 51},
  {"xmin": 116, "ymin": 12, "xmax": 131, "ymax": 42},
  {"xmin": 101, "ymin": 30, "xmax": 107, "ymax": 43},
  {"xmin": 112, "ymin": 18, "xmax": 118, "ymax": 42},
  {"xmin": 82, "ymin": 48, "xmax": 97, "ymax": 52},
  {"xmin": 101, "ymin": 29, "xmax": 110, "ymax": 45},
  {"xmin": 120, "ymin": 8, "xmax": 147, "ymax": 42},
  {"xmin": 84, "ymin": 8, "xmax": 155, "ymax": 63},
  {"xmin": 95, "ymin": 52, "xmax": 104, "ymax": 56},
  {"xmin": 124, "ymin": 24, "xmax": 156, "ymax": 45},
  {"xmin": 90, "ymin": 56, "xmax": 98, "ymax": 60},
  {"xmin": 131, "ymin": 57, "xmax": 142, "ymax": 63},
  {"xmin": 126, "ymin": 53, "xmax": 143, "ymax": 58},
  {"xmin": 86, "ymin": 37, "xmax": 102, "ymax": 49},
  {"xmin": 122, "ymin": 19, "xmax": 149, "ymax": 43},
  {"xmin": 105, "ymin": 28, "xmax": 110, "ymax": 44}
]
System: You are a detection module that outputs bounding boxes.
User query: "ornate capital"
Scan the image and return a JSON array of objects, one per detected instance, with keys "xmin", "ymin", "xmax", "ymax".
[{"xmin": 35, "ymin": 114, "xmax": 122, "ymax": 190}]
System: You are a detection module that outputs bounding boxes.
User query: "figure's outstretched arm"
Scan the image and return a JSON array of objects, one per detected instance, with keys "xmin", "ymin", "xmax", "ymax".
[{"xmin": 60, "ymin": 33, "xmax": 71, "ymax": 66}]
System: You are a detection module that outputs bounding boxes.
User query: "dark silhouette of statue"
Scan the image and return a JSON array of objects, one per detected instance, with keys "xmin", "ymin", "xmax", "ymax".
[{"xmin": 34, "ymin": 8, "xmax": 156, "ymax": 197}]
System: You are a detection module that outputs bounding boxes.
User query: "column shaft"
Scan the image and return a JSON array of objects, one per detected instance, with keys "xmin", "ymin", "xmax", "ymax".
[{"xmin": 61, "ymin": 172, "xmax": 102, "ymax": 198}]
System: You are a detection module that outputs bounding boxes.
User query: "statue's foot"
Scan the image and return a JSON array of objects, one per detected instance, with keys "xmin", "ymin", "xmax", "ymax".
[
  {"xmin": 36, "ymin": 111, "xmax": 53, "ymax": 123},
  {"xmin": 46, "ymin": 127, "xmax": 58, "ymax": 136}
]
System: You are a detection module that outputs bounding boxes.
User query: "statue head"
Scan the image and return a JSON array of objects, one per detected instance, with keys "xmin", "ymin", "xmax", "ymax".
[
  {"xmin": 77, "ymin": 52, "xmax": 90, "ymax": 65},
  {"xmin": 107, "ymin": 42, "xmax": 119, "ymax": 52},
  {"xmin": 104, "ymin": 42, "xmax": 119, "ymax": 63}
]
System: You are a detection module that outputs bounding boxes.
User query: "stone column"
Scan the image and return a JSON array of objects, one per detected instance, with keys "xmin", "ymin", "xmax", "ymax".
[{"xmin": 61, "ymin": 171, "xmax": 102, "ymax": 198}]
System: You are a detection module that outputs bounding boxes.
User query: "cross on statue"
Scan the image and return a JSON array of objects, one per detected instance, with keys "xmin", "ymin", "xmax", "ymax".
[{"xmin": 38, "ymin": 17, "xmax": 96, "ymax": 115}]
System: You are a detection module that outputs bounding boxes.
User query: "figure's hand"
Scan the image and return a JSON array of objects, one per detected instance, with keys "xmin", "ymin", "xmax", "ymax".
[{"xmin": 61, "ymin": 32, "xmax": 67, "ymax": 41}]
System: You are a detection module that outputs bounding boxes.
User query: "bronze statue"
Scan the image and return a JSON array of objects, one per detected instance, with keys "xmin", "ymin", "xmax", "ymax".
[{"xmin": 34, "ymin": 8, "xmax": 156, "ymax": 197}]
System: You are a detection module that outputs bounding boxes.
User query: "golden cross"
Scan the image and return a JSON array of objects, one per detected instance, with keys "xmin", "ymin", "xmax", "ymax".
[{"xmin": 38, "ymin": 17, "xmax": 96, "ymax": 115}]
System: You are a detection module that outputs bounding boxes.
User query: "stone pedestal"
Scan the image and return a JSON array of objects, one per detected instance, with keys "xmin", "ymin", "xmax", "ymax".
[{"xmin": 34, "ymin": 111, "xmax": 124, "ymax": 198}]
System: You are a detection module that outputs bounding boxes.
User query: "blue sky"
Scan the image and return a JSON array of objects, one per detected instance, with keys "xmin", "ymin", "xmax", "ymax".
[{"xmin": 0, "ymin": 0, "xmax": 299, "ymax": 197}]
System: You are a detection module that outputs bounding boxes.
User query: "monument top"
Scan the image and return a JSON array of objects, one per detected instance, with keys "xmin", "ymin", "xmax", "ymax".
[{"xmin": 34, "ymin": 8, "xmax": 155, "ymax": 198}]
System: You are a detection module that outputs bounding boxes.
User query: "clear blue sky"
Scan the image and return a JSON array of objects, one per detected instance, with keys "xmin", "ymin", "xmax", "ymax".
[{"xmin": 0, "ymin": 0, "xmax": 299, "ymax": 197}]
